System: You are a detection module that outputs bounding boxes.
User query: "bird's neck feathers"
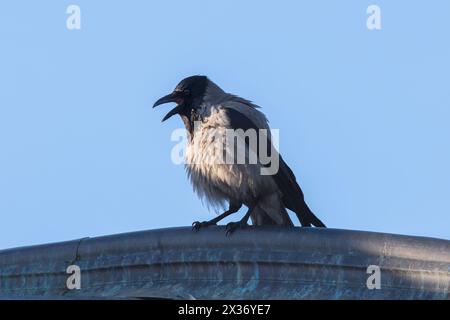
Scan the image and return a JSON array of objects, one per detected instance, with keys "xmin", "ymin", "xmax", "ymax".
[
  {"xmin": 182, "ymin": 80, "xmax": 225, "ymax": 141},
  {"xmin": 202, "ymin": 80, "xmax": 227, "ymax": 106},
  {"xmin": 198, "ymin": 80, "xmax": 259, "ymax": 116},
  {"xmin": 204, "ymin": 80, "xmax": 260, "ymax": 110}
]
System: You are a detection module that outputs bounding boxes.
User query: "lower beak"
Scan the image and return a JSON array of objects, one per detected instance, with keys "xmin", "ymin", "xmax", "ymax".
[
  {"xmin": 153, "ymin": 93, "xmax": 182, "ymax": 122},
  {"xmin": 161, "ymin": 105, "xmax": 182, "ymax": 122}
]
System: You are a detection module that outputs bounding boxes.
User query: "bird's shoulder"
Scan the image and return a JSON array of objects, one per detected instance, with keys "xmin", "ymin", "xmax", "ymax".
[{"xmin": 215, "ymin": 94, "xmax": 270, "ymax": 131}]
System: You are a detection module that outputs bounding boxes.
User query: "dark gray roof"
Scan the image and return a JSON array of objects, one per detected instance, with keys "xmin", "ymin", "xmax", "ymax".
[{"xmin": 0, "ymin": 227, "xmax": 449, "ymax": 299}]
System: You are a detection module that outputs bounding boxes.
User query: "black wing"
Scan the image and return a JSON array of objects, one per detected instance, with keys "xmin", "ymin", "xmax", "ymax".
[{"xmin": 225, "ymin": 107, "xmax": 326, "ymax": 227}]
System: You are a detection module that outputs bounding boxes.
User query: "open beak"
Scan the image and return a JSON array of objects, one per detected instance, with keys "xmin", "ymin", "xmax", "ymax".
[{"xmin": 153, "ymin": 93, "xmax": 182, "ymax": 122}]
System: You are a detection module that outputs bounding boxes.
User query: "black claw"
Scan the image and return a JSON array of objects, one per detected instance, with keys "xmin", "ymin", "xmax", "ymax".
[
  {"xmin": 192, "ymin": 221, "xmax": 201, "ymax": 232},
  {"xmin": 192, "ymin": 221, "xmax": 215, "ymax": 232},
  {"xmin": 225, "ymin": 221, "xmax": 247, "ymax": 236}
]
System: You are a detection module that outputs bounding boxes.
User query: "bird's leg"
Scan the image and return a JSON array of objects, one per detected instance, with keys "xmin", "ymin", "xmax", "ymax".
[
  {"xmin": 192, "ymin": 203, "xmax": 242, "ymax": 232},
  {"xmin": 225, "ymin": 205, "xmax": 255, "ymax": 236}
]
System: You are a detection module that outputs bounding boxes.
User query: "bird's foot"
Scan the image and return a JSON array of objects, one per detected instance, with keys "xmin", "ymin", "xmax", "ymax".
[
  {"xmin": 225, "ymin": 221, "xmax": 248, "ymax": 236},
  {"xmin": 192, "ymin": 220, "xmax": 216, "ymax": 232}
]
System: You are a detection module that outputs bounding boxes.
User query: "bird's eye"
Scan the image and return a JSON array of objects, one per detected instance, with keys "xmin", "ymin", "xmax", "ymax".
[{"xmin": 183, "ymin": 89, "xmax": 191, "ymax": 96}]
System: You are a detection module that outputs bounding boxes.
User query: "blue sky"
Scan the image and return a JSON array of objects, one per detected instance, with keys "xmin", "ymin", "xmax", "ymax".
[{"xmin": 0, "ymin": 1, "xmax": 449, "ymax": 249}]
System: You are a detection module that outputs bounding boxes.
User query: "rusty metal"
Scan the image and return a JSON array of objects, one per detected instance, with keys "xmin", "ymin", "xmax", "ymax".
[{"xmin": 0, "ymin": 227, "xmax": 449, "ymax": 299}]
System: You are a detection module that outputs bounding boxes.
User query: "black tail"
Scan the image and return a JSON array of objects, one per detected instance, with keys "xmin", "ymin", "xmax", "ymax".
[
  {"xmin": 293, "ymin": 201, "xmax": 326, "ymax": 228},
  {"xmin": 303, "ymin": 202, "xmax": 326, "ymax": 227},
  {"xmin": 272, "ymin": 156, "xmax": 326, "ymax": 228}
]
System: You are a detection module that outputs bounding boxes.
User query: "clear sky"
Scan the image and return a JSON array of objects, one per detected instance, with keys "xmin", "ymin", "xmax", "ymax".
[{"xmin": 0, "ymin": 1, "xmax": 449, "ymax": 249}]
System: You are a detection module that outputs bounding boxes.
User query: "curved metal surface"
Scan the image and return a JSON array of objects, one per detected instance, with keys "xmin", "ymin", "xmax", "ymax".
[{"xmin": 0, "ymin": 227, "xmax": 449, "ymax": 299}]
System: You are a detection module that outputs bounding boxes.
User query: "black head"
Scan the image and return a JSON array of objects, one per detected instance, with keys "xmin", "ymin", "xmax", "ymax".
[{"xmin": 153, "ymin": 75, "xmax": 208, "ymax": 122}]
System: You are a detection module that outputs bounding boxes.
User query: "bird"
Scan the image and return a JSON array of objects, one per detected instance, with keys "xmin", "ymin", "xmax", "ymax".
[{"xmin": 153, "ymin": 75, "xmax": 326, "ymax": 235}]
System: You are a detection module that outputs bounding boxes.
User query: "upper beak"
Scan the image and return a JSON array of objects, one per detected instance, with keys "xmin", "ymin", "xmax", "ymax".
[
  {"xmin": 153, "ymin": 93, "xmax": 182, "ymax": 122},
  {"xmin": 153, "ymin": 93, "xmax": 176, "ymax": 108}
]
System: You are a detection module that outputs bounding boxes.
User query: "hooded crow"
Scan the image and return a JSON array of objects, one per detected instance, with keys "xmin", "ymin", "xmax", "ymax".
[{"xmin": 153, "ymin": 76, "xmax": 326, "ymax": 235}]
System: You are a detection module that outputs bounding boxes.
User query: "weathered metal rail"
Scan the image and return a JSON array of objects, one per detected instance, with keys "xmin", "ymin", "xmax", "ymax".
[{"xmin": 0, "ymin": 227, "xmax": 448, "ymax": 299}]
